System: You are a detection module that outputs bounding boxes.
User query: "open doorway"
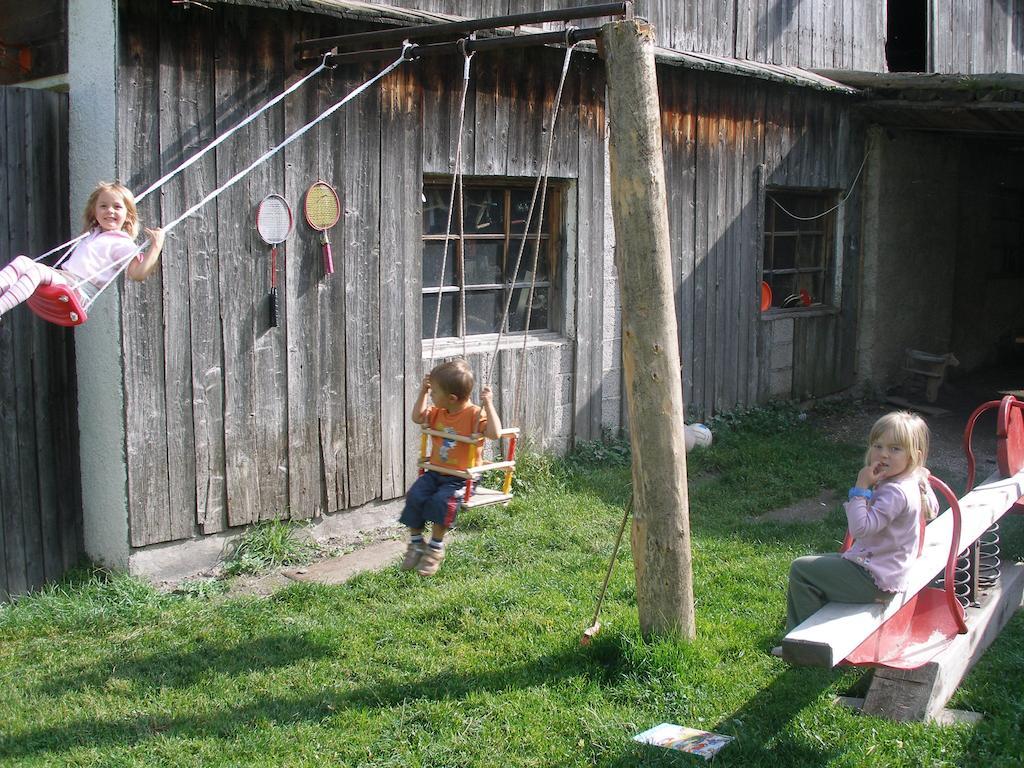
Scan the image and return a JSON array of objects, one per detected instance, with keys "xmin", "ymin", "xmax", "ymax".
[{"xmin": 886, "ymin": 0, "xmax": 928, "ymax": 72}]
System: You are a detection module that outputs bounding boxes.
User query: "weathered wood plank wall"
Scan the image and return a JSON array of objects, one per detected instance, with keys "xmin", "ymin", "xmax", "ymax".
[
  {"xmin": 373, "ymin": 0, "xmax": 886, "ymax": 71},
  {"xmin": 659, "ymin": 67, "xmax": 862, "ymax": 417},
  {"xmin": 0, "ymin": 87, "xmax": 82, "ymax": 600},
  {"xmin": 117, "ymin": 4, "xmax": 605, "ymax": 546},
  {"xmin": 115, "ymin": 2, "xmax": 861, "ymax": 548},
  {"xmin": 932, "ymin": 0, "xmax": 1024, "ymax": 73}
]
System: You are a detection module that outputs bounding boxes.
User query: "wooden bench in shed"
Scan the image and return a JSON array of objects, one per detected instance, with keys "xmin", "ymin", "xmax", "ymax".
[{"xmin": 781, "ymin": 395, "xmax": 1024, "ymax": 721}]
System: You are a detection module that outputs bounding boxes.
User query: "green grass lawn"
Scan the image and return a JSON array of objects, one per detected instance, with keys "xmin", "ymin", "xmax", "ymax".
[{"xmin": 1, "ymin": 405, "xmax": 1022, "ymax": 767}]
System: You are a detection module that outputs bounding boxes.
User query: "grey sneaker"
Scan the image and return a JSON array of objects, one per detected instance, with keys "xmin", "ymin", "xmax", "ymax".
[
  {"xmin": 400, "ymin": 541, "xmax": 424, "ymax": 571},
  {"xmin": 416, "ymin": 545, "xmax": 446, "ymax": 577}
]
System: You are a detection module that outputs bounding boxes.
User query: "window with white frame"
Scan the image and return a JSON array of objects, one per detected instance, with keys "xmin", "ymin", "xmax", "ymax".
[
  {"xmin": 421, "ymin": 180, "xmax": 562, "ymax": 339},
  {"xmin": 762, "ymin": 189, "xmax": 837, "ymax": 311}
]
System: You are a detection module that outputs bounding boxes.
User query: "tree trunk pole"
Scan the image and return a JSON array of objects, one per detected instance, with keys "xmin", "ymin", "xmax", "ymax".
[{"xmin": 600, "ymin": 19, "xmax": 695, "ymax": 639}]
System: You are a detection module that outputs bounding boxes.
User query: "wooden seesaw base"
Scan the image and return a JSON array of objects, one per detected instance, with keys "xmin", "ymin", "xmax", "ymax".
[{"xmin": 837, "ymin": 561, "xmax": 1024, "ymax": 723}]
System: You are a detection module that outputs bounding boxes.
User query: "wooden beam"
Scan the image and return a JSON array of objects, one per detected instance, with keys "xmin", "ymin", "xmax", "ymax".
[{"xmin": 601, "ymin": 19, "xmax": 695, "ymax": 640}]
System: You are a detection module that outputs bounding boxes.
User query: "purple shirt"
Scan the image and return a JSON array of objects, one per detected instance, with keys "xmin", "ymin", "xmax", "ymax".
[{"xmin": 842, "ymin": 472, "xmax": 939, "ymax": 592}]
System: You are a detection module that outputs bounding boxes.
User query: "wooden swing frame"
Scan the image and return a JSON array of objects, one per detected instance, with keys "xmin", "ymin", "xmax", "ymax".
[{"xmin": 417, "ymin": 425, "xmax": 520, "ymax": 508}]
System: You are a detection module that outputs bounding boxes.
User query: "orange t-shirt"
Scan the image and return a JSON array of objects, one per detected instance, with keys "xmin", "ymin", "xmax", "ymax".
[{"xmin": 426, "ymin": 404, "xmax": 486, "ymax": 471}]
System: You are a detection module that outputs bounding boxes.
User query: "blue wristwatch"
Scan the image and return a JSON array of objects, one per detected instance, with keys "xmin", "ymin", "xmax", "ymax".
[{"xmin": 848, "ymin": 487, "xmax": 873, "ymax": 501}]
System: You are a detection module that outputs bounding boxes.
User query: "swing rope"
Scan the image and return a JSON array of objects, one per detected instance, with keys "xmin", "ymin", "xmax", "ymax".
[
  {"xmin": 33, "ymin": 54, "xmax": 335, "ymax": 268},
  {"xmin": 428, "ymin": 40, "xmax": 474, "ymax": 368},
  {"xmin": 68, "ymin": 47, "xmax": 412, "ymax": 307},
  {"xmin": 488, "ymin": 36, "xmax": 577, "ymax": 430}
]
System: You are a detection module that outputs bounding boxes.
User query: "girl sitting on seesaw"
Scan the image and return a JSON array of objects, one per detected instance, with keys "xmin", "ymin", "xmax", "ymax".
[
  {"xmin": 0, "ymin": 181, "xmax": 164, "ymax": 318},
  {"xmin": 777, "ymin": 410, "xmax": 939, "ymax": 650}
]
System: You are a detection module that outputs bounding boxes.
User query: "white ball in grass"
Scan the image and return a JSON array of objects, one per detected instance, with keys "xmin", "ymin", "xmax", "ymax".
[{"xmin": 684, "ymin": 423, "xmax": 713, "ymax": 451}]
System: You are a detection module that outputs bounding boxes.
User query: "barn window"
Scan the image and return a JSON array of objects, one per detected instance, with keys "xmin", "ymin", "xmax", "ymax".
[
  {"xmin": 762, "ymin": 189, "xmax": 837, "ymax": 311},
  {"xmin": 421, "ymin": 180, "xmax": 562, "ymax": 339},
  {"xmin": 0, "ymin": 0, "xmax": 67, "ymax": 85}
]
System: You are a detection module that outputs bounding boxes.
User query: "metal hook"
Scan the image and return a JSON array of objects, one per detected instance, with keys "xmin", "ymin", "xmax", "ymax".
[
  {"xmin": 564, "ymin": 24, "xmax": 579, "ymax": 48},
  {"xmin": 322, "ymin": 49, "xmax": 338, "ymax": 70},
  {"xmin": 400, "ymin": 39, "xmax": 417, "ymax": 62}
]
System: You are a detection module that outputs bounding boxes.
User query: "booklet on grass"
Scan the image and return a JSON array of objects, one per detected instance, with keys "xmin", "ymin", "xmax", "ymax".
[{"xmin": 633, "ymin": 723, "xmax": 734, "ymax": 759}]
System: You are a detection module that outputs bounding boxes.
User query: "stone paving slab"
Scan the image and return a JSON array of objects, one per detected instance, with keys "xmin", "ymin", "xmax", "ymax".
[{"xmin": 282, "ymin": 539, "xmax": 406, "ymax": 585}]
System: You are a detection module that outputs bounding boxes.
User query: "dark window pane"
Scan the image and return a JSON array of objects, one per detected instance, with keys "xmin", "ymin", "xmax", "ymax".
[
  {"xmin": 422, "ymin": 292, "xmax": 456, "ymax": 339},
  {"xmin": 464, "ymin": 290, "xmax": 501, "ymax": 335},
  {"xmin": 772, "ymin": 235, "xmax": 796, "ymax": 270},
  {"xmin": 507, "ymin": 237, "xmax": 550, "ymax": 282},
  {"xmin": 463, "ymin": 188, "xmax": 505, "ymax": 234},
  {"xmin": 423, "ymin": 187, "xmax": 455, "ymax": 235},
  {"xmin": 508, "ymin": 287, "xmax": 549, "ymax": 332},
  {"xmin": 423, "ymin": 241, "xmax": 458, "ymax": 288},
  {"xmin": 796, "ymin": 234, "xmax": 823, "ymax": 269},
  {"xmin": 463, "ymin": 240, "xmax": 503, "ymax": 285},
  {"xmin": 509, "ymin": 188, "xmax": 550, "ymax": 234}
]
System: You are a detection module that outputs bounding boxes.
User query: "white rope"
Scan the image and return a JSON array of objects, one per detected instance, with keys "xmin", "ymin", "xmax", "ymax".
[
  {"xmin": 34, "ymin": 56, "xmax": 332, "ymax": 266},
  {"xmin": 767, "ymin": 149, "xmax": 869, "ymax": 222},
  {"xmin": 428, "ymin": 42, "xmax": 474, "ymax": 368},
  {"xmin": 72, "ymin": 49, "xmax": 411, "ymax": 306}
]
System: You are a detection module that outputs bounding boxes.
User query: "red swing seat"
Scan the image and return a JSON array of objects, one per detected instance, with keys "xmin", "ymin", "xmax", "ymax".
[{"xmin": 26, "ymin": 283, "xmax": 88, "ymax": 327}]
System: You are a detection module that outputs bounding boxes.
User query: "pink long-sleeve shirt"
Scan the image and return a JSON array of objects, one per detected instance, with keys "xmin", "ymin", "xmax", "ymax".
[{"xmin": 842, "ymin": 472, "xmax": 939, "ymax": 592}]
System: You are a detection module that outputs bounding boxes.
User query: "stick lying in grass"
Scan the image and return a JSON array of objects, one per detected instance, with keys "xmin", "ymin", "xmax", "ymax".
[{"xmin": 581, "ymin": 498, "xmax": 631, "ymax": 645}]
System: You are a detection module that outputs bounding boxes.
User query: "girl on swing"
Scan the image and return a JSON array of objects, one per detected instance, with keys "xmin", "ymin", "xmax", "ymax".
[{"xmin": 0, "ymin": 181, "xmax": 165, "ymax": 318}]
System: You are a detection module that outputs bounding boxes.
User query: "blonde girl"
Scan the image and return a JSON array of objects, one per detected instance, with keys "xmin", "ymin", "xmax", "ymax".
[
  {"xmin": 0, "ymin": 181, "xmax": 164, "ymax": 317},
  {"xmin": 781, "ymin": 411, "xmax": 939, "ymax": 638}
]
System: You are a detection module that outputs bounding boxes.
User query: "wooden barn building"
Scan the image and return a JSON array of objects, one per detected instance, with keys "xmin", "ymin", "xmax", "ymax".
[{"xmin": 2, "ymin": 0, "xmax": 1024, "ymax": 590}]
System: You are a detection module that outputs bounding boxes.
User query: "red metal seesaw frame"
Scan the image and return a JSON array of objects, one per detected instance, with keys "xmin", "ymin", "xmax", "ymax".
[{"xmin": 839, "ymin": 394, "xmax": 1024, "ymax": 669}]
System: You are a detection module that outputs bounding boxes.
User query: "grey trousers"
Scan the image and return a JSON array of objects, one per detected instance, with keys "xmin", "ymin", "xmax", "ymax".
[{"xmin": 786, "ymin": 553, "xmax": 891, "ymax": 631}]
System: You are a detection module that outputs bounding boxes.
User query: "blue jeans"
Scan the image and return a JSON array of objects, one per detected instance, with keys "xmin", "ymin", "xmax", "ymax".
[{"xmin": 400, "ymin": 471, "xmax": 464, "ymax": 529}]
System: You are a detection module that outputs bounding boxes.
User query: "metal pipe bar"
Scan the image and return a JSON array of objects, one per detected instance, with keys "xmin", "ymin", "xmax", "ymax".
[
  {"xmin": 295, "ymin": 1, "xmax": 630, "ymax": 53},
  {"xmin": 302, "ymin": 26, "xmax": 602, "ymax": 68}
]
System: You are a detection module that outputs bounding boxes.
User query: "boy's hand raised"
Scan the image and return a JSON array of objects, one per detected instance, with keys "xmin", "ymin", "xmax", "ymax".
[{"xmin": 480, "ymin": 386, "xmax": 493, "ymax": 406}]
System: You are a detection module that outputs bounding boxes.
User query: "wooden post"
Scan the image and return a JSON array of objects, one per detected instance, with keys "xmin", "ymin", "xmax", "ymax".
[{"xmin": 601, "ymin": 20, "xmax": 695, "ymax": 639}]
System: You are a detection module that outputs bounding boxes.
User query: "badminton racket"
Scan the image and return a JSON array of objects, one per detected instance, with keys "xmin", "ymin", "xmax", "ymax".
[
  {"xmin": 255, "ymin": 193, "xmax": 293, "ymax": 327},
  {"xmin": 304, "ymin": 180, "xmax": 341, "ymax": 276}
]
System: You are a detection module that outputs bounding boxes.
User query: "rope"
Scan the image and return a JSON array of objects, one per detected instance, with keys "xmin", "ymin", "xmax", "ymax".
[
  {"xmin": 72, "ymin": 48, "xmax": 411, "ymax": 305},
  {"xmin": 488, "ymin": 40, "xmax": 576, "ymax": 428},
  {"xmin": 428, "ymin": 40, "xmax": 474, "ymax": 368},
  {"xmin": 35, "ymin": 55, "xmax": 332, "ymax": 266},
  {"xmin": 767, "ymin": 149, "xmax": 869, "ymax": 222}
]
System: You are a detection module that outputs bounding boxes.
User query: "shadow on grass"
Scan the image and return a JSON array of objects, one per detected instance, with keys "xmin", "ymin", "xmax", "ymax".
[
  {"xmin": 2, "ymin": 641, "xmax": 616, "ymax": 761},
  {"xmin": 37, "ymin": 633, "xmax": 333, "ymax": 695},
  {"xmin": 596, "ymin": 665, "xmax": 841, "ymax": 767}
]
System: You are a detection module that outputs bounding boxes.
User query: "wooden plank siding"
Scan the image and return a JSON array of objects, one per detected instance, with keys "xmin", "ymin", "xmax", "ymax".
[
  {"xmin": 931, "ymin": 0, "xmax": 1024, "ymax": 74},
  {"xmin": 368, "ymin": 0, "xmax": 885, "ymax": 71},
  {"xmin": 114, "ymin": 3, "xmax": 863, "ymax": 547},
  {"xmin": 116, "ymin": 4, "xmax": 607, "ymax": 545},
  {"xmin": 659, "ymin": 68, "xmax": 863, "ymax": 412},
  {"xmin": 0, "ymin": 87, "xmax": 81, "ymax": 600}
]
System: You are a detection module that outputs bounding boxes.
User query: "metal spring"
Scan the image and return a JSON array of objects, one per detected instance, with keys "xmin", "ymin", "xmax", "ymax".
[
  {"xmin": 978, "ymin": 522, "xmax": 1001, "ymax": 592},
  {"xmin": 936, "ymin": 552, "xmax": 973, "ymax": 608}
]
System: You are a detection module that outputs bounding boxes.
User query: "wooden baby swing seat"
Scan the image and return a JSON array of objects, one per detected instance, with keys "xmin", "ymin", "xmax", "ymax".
[
  {"xmin": 417, "ymin": 424, "xmax": 520, "ymax": 509},
  {"xmin": 26, "ymin": 283, "xmax": 88, "ymax": 327}
]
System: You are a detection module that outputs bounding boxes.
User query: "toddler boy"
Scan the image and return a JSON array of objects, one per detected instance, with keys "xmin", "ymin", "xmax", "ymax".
[{"xmin": 400, "ymin": 359, "xmax": 501, "ymax": 576}]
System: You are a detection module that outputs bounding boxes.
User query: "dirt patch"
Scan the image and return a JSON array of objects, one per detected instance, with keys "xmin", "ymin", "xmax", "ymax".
[{"xmin": 758, "ymin": 488, "xmax": 836, "ymax": 523}]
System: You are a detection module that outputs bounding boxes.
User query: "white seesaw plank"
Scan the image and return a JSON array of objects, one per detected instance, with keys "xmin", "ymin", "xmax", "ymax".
[{"xmin": 782, "ymin": 469, "xmax": 1024, "ymax": 668}]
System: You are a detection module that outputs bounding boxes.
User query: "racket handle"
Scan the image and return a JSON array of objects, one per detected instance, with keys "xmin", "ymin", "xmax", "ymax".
[
  {"xmin": 270, "ymin": 287, "xmax": 279, "ymax": 327},
  {"xmin": 323, "ymin": 241, "xmax": 334, "ymax": 276}
]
